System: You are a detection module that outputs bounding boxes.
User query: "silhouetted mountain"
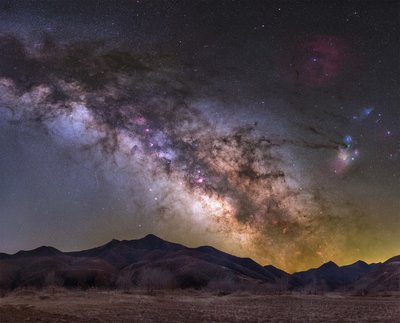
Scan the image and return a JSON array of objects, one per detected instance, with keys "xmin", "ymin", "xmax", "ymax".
[
  {"xmin": 290, "ymin": 260, "xmax": 378, "ymax": 292},
  {"xmin": 352, "ymin": 256, "xmax": 400, "ymax": 295},
  {"xmin": 263, "ymin": 265, "xmax": 289, "ymax": 280},
  {"xmin": 0, "ymin": 235, "xmax": 397, "ymax": 294},
  {"xmin": 0, "ymin": 234, "xmax": 276, "ymax": 291},
  {"xmin": 14, "ymin": 246, "xmax": 63, "ymax": 258},
  {"xmin": 67, "ymin": 234, "xmax": 186, "ymax": 269},
  {"xmin": 65, "ymin": 235, "xmax": 277, "ymax": 283}
]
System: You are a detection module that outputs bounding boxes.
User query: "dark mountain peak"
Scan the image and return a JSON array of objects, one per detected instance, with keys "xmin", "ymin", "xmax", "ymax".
[
  {"xmin": 264, "ymin": 265, "xmax": 289, "ymax": 279},
  {"xmin": 353, "ymin": 260, "xmax": 367, "ymax": 265},
  {"xmin": 264, "ymin": 264, "xmax": 287, "ymax": 273},
  {"xmin": 105, "ymin": 239, "xmax": 121, "ymax": 247},
  {"xmin": 385, "ymin": 255, "xmax": 400, "ymax": 263},
  {"xmin": 291, "ymin": 259, "xmax": 377, "ymax": 292},
  {"xmin": 103, "ymin": 234, "xmax": 168, "ymax": 248},
  {"xmin": 125, "ymin": 234, "xmax": 184, "ymax": 251},
  {"xmin": 319, "ymin": 261, "xmax": 339, "ymax": 270},
  {"xmin": 195, "ymin": 245, "xmax": 219, "ymax": 253},
  {"xmin": 141, "ymin": 234, "xmax": 165, "ymax": 243},
  {"xmin": 348, "ymin": 260, "xmax": 369, "ymax": 268},
  {"xmin": 130, "ymin": 234, "xmax": 168, "ymax": 248},
  {"xmin": 14, "ymin": 245, "xmax": 62, "ymax": 258}
]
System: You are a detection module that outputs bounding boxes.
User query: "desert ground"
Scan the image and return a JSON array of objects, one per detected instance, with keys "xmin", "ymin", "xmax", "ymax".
[{"xmin": 0, "ymin": 289, "xmax": 399, "ymax": 322}]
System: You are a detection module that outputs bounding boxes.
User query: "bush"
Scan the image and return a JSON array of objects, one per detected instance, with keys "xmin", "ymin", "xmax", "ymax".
[
  {"xmin": 116, "ymin": 271, "xmax": 135, "ymax": 291},
  {"xmin": 207, "ymin": 275, "xmax": 238, "ymax": 295},
  {"xmin": 138, "ymin": 267, "xmax": 177, "ymax": 294},
  {"xmin": 45, "ymin": 271, "xmax": 63, "ymax": 287}
]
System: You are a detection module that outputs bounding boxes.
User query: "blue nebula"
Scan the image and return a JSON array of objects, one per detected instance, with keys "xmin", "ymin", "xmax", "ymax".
[
  {"xmin": 343, "ymin": 135, "xmax": 353, "ymax": 147},
  {"xmin": 353, "ymin": 107, "xmax": 374, "ymax": 121},
  {"xmin": 361, "ymin": 107, "xmax": 374, "ymax": 118}
]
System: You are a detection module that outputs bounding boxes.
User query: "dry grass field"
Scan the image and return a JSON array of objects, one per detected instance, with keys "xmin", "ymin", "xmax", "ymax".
[{"xmin": 0, "ymin": 289, "xmax": 399, "ymax": 322}]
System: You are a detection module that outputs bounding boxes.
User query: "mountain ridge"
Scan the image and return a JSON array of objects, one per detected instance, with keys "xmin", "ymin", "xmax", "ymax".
[{"xmin": 0, "ymin": 234, "xmax": 398, "ymax": 294}]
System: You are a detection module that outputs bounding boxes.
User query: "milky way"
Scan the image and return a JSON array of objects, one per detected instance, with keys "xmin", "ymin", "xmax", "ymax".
[{"xmin": 0, "ymin": 1, "xmax": 399, "ymax": 272}]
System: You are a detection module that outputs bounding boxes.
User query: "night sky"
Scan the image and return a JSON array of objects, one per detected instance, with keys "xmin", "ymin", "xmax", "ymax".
[{"xmin": 0, "ymin": 0, "xmax": 399, "ymax": 273}]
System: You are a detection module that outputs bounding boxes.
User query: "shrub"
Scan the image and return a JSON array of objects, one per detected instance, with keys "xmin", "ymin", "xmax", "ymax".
[
  {"xmin": 138, "ymin": 267, "xmax": 176, "ymax": 294},
  {"xmin": 116, "ymin": 271, "xmax": 135, "ymax": 291}
]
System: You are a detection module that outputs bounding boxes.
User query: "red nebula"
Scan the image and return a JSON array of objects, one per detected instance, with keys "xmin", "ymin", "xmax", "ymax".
[
  {"xmin": 133, "ymin": 116, "xmax": 146, "ymax": 125},
  {"xmin": 292, "ymin": 35, "xmax": 349, "ymax": 87}
]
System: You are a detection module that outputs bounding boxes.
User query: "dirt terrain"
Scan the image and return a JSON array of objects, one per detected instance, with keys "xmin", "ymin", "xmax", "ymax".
[{"xmin": 1, "ymin": 289, "xmax": 399, "ymax": 322}]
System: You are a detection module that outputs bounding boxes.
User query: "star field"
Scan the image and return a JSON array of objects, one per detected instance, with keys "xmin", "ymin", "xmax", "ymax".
[{"xmin": 0, "ymin": 1, "xmax": 398, "ymax": 272}]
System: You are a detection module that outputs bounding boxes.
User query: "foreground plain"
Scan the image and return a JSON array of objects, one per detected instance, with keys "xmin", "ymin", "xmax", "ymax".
[{"xmin": 0, "ymin": 289, "xmax": 399, "ymax": 322}]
